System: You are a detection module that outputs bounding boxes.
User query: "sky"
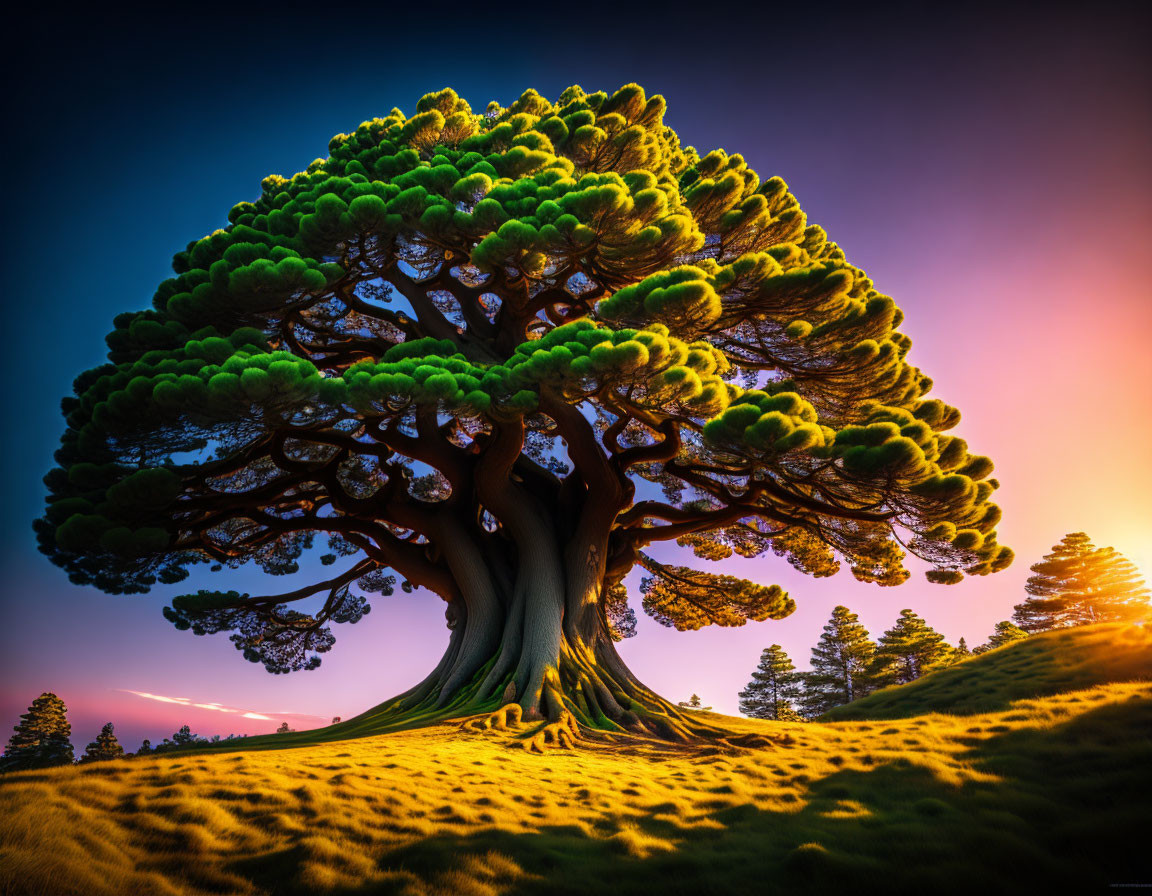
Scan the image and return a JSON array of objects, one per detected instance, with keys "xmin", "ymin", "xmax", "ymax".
[{"xmin": 1, "ymin": 2, "xmax": 1149, "ymax": 752}]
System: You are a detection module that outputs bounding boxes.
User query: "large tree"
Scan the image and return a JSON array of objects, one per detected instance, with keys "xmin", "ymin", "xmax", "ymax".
[
  {"xmin": 1013, "ymin": 533, "xmax": 1150, "ymax": 632},
  {"xmin": 38, "ymin": 84, "xmax": 1011, "ymax": 741}
]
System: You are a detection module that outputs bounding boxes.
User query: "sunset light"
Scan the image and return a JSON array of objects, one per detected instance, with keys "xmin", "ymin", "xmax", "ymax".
[{"xmin": 1, "ymin": 3, "xmax": 1148, "ymax": 892}]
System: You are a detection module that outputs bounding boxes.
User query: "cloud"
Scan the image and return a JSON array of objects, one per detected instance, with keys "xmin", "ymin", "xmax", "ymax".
[{"xmin": 120, "ymin": 690, "xmax": 325, "ymax": 722}]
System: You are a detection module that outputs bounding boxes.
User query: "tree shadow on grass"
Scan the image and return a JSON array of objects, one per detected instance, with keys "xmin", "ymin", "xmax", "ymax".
[{"xmin": 285, "ymin": 697, "xmax": 1151, "ymax": 896}]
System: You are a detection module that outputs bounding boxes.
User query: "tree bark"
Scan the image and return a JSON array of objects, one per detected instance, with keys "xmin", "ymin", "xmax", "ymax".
[{"xmin": 357, "ymin": 516, "xmax": 724, "ymax": 743}]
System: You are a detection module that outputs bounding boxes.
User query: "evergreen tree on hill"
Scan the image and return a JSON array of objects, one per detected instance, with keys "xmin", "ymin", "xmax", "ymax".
[
  {"xmin": 1013, "ymin": 533, "xmax": 1150, "ymax": 632},
  {"xmin": 801, "ymin": 606, "xmax": 876, "ymax": 717},
  {"xmin": 739, "ymin": 644, "xmax": 804, "ymax": 720},
  {"xmin": 80, "ymin": 722, "xmax": 125, "ymax": 763},
  {"xmin": 953, "ymin": 636, "xmax": 970, "ymax": 660},
  {"xmin": 137, "ymin": 739, "xmax": 153, "ymax": 755},
  {"xmin": 974, "ymin": 619, "xmax": 1029, "ymax": 654},
  {"xmin": 36, "ymin": 82, "xmax": 1012, "ymax": 742},
  {"xmin": 869, "ymin": 609, "xmax": 953, "ymax": 687},
  {"xmin": 0, "ymin": 693, "xmax": 74, "ymax": 772},
  {"xmin": 154, "ymin": 725, "xmax": 207, "ymax": 753}
]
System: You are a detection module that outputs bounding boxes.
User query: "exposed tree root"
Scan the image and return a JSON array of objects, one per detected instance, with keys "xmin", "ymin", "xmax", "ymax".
[
  {"xmin": 459, "ymin": 703, "xmax": 523, "ymax": 733},
  {"xmin": 523, "ymin": 711, "xmax": 581, "ymax": 753}
]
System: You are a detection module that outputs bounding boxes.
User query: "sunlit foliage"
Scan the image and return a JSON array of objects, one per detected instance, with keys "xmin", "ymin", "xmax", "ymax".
[
  {"xmin": 0, "ymin": 693, "xmax": 74, "ymax": 772},
  {"xmin": 1013, "ymin": 532, "xmax": 1150, "ymax": 632},
  {"xmin": 800, "ymin": 606, "xmax": 877, "ymax": 717},
  {"xmin": 37, "ymin": 83, "xmax": 1011, "ymax": 731}
]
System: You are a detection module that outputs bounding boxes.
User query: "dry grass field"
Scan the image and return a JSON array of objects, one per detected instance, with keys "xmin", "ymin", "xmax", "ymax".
[{"xmin": 2, "ymin": 625, "xmax": 1150, "ymax": 895}]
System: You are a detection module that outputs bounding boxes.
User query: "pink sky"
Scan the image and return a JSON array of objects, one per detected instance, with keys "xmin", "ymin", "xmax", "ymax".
[{"xmin": 2, "ymin": 12, "xmax": 1149, "ymax": 750}]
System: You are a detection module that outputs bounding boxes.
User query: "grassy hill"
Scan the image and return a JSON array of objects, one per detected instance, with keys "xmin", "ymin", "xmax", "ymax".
[
  {"xmin": 2, "ymin": 679, "xmax": 1150, "ymax": 894},
  {"xmin": 821, "ymin": 622, "xmax": 1152, "ymax": 722}
]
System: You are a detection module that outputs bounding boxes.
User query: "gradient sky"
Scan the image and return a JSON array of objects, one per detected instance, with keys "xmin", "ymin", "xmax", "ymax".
[{"xmin": 2, "ymin": 2, "xmax": 1149, "ymax": 752}]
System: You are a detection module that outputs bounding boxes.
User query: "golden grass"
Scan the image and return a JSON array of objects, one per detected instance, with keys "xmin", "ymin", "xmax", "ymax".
[{"xmin": 2, "ymin": 679, "xmax": 1149, "ymax": 894}]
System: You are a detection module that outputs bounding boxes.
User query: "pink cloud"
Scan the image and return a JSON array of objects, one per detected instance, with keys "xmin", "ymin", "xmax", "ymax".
[{"xmin": 120, "ymin": 690, "xmax": 325, "ymax": 722}]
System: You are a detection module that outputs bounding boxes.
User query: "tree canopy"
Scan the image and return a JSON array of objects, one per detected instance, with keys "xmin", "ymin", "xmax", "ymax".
[
  {"xmin": 869, "ymin": 609, "xmax": 953, "ymax": 687},
  {"xmin": 80, "ymin": 722, "xmax": 125, "ymax": 763},
  {"xmin": 1, "ymin": 693, "xmax": 74, "ymax": 771},
  {"xmin": 801, "ymin": 606, "xmax": 877, "ymax": 716},
  {"xmin": 739, "ymin": 644, "xmax": 804, "ymax": 720},
  {"xmin": 1013, "ymin": 533, "xmax": 1149, "ymax": 632},
  {"xmin": 976, "ymin": 620, "xmax": 1029, "ymax": 653},
  {"xmin": 37, "ymin": 84, "xmax": 1012, "ymax": 733}
]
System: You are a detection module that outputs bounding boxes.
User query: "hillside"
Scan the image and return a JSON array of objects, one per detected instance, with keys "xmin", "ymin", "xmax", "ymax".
[
  {"xmin": 821, "ymin": 622, "xmax": 1152, "ymax": 722},
  {"xmin": 2, "ymin": 680, "xmax": 1150, "ymax": 895}
]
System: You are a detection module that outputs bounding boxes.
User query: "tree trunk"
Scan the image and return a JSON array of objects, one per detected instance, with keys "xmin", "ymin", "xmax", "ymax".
[{"xmin": 353, "ymin": 526, "xmax": 724, "ymax": 743}]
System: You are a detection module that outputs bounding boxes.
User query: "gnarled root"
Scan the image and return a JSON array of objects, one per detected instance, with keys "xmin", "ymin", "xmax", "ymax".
[
  {"xmin": 459, "ymin": 703, "xmax": 524, "ymax": 733},
  {"xmin": 524, "ymin": 710, "xmax": 581, "ymax": 753}
]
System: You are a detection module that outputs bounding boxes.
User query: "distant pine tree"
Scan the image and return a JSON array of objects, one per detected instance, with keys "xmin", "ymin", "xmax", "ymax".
[
  {"xmin": 1013, "ymin": 533, "xmax": 1150, "ymax": 632},
  {"xmin": 677, "ymin": 694, "xmax": 712, "ymax": 711},
  {"xmin": 944, "ymin": 636, "xmax": 971, "ymax": 664},
  {"xmin": 80, "ymin": 723, "xmax": 125, "ymax": 763},
  {"xmin": 739, "ymin": 645, "xmax": 805, "ymax": 720},
  {"xmin": 975, "ymin": 620, "xmax": 1030, "ymax": 654},
  {"xmin": 0, "ymin": 692, "xmax": 74, "ymax": 772},
  {"xmin": 154, "ymin": 725, "xmax": 207, "ymax": 753},
  {"xmin": 801, "ymin": 606, "xmax": 876, "ymax": 717},
  {"xmin": 136, "ymin": 739, "xmax": 153, "ymax": 756},
  {"xmin": 870, "ymin": 610, "xmax": 953, "ymax": 687}
]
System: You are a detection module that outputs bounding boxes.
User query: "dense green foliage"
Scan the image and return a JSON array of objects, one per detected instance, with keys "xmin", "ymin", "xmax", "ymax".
[
  {"xmin": 79, "ymin": 723, "xmax": 125, "ymax": 764},
  {"xmin": 37, "ymin": 83, "xmax": 1011, "ymax": 728},
  {"xmin": 868, "ymin": 609, "xmax": 953, "ymax": 687},
  {"xmin": 800, "ymin": 606, "xmax": 877, "ymax": 716},
  {"xmin": 0, "ymin": 693, "xmax": 74, "ymax": 772},
  {"xmin": 1013, "ymin": 532, "xmax": 1150, "ymax": 632},
  {"xmin": 821, "ymin": 622, "xmax": 1152, "ymax": 720},
  {"xmin": 739, "ymin": 644, "xmax": 804, "ymax": 720}
]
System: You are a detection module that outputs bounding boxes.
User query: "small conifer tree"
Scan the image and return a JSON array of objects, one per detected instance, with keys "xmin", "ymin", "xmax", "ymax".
[
  {"xmin": 677, "ymin": 694, "xmax": 712, "ymax": 710},
  {"xmin": 80, "ymin": 723, "xmax": 125, "ymax": 763},
  {"xmin": 1013, "ymin": 533, "xmax": 1151, "ymax": 632},
  {"xmin": 953, "ymin": 637, "xmax": 970, "ymax": 660},
  {"xmin": 974, "ymin": 619, "xmax": 1030, "ymax": 654},
  {"xmin": 137, "ymin": 739, "xmax": 153, "ymax": 755},
  {"xmin": 869, "ymin": 609, "xmax": 953, "ymax": 687},
  {"xmin": 0, "ymin": 692, "xmax": 75, "ymax": 771},
  {"xmin": 801, "ymin": 606, "xmax": 876, "ymax": 716},
  {"xmin": 739, "ymin": 644, "xmax": 804, "ymax": 720},
  {"xmin": 154, "ymin": 725, "xmax": 206, "ymax": 753}
]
